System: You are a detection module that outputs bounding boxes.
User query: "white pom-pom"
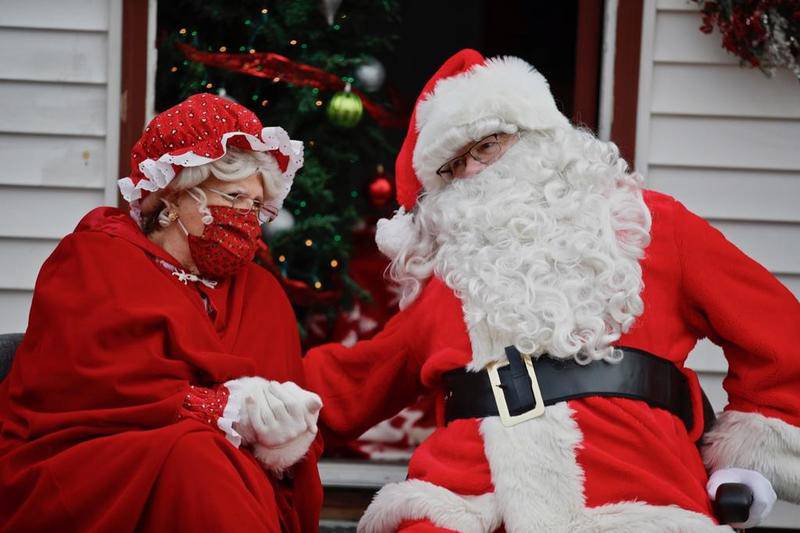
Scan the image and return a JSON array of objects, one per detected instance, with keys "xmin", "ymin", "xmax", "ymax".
[{"xmin": 375, "ymin": 207, "xmax": 416, "ymax": 259}]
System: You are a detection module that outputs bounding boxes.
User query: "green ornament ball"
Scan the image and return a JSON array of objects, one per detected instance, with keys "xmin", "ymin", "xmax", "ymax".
[{"xmin": 326, "ymin": 90, "xmax": 363, "ymax": 128}]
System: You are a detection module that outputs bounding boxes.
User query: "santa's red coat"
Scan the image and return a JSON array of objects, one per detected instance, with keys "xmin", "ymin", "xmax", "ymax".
[
  {"xmin": 0, "ymin": 207, "xmax": 322, "ymax": 532},
  {"xmin": 305, "ymin": 190, "xmax": 800, "ymax": 532}
]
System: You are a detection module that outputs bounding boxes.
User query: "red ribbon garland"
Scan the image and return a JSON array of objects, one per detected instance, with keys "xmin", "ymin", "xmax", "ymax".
[{"xmin": 178, "ymin": 43, "xmax": 407, "ymax": 128}]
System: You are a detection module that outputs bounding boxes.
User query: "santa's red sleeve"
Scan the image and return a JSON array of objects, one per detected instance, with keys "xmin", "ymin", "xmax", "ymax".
[
  {"xmin": 303, "ymin": 290, "xmax": 433, "ymax": 441},
  {"xmin": 674, "ymin": 200, "xmax": 800, "ymax": 503}
]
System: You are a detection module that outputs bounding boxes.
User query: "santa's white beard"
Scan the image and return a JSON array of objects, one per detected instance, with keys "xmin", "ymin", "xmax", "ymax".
[{"xmin": 384, "ymin": 129, "xmax": 652, "ymax": 364}]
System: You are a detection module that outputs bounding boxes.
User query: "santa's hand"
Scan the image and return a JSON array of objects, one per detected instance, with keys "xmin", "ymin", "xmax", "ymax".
[{"xmin": 707, "ymin": 468, "xmax": 777, "ymax": 528}]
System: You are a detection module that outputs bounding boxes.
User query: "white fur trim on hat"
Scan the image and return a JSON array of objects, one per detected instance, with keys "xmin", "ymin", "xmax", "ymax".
[
  {"xmin": 703, "ymin": 410, "xmax": 800, "ymax": 504},
  {"xmin": 375, "ymin": 207, "xmax": 416, "ymax": 260},
  {"xmin": 413, "ymin": 56, "xmax": 569, "ymax": 192}
]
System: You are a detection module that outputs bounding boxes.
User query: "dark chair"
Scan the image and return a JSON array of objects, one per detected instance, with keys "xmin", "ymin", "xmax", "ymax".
[{"xmin": 0, "ymin": 333, "xmax": 23, "ymax": 382}]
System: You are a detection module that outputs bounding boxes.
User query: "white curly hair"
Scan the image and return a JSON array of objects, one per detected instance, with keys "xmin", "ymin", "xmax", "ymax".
[{"xmin": 381, "ymin": 128, "xmax": 652, "ymax": 365}]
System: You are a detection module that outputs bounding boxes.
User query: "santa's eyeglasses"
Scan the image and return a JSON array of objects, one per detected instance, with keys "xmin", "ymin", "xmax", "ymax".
[{"xmin": 436, "ymin": 132, "xmax": 518, "ymax": 180}]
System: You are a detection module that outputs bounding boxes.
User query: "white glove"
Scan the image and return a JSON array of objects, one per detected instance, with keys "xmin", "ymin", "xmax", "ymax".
[
  {"xmin": 707, "ymin": 467, "xmax": 777, "ymax": 529},
  {"xmin": 224, "ymin": 377, "xmax": 322, "ymax": 473}
]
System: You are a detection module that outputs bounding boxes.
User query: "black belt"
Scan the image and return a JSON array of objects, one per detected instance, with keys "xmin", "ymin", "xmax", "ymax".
[{"xmin": 443, "ymin": 346, "xmax": 702, "ymax": 433}]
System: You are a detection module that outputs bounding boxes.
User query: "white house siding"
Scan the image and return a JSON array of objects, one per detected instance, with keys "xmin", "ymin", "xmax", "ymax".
[
  {"xmin": 0, "ymin": 0, "xmax": 121, "ymax": 333},
  {"xmin": 637, "ymin": 0, "xmax": 800, "ymax": 526}
]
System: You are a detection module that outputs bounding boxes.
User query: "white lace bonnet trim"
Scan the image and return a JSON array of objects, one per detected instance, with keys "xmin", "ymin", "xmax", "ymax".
[{"xmin": 117, "ymin": 127, "xmax": 304, "ymax": 223}]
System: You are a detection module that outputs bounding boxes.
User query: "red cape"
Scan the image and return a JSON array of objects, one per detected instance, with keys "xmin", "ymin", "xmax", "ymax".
[{"xmin": 0, "ymin": 207, "xmax": 321, "ymax": 532}]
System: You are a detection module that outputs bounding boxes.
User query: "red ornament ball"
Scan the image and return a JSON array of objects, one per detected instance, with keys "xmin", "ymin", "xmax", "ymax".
[{"xmin": 369, "ymin": 175, "xmax": 393, "ymax": 206}]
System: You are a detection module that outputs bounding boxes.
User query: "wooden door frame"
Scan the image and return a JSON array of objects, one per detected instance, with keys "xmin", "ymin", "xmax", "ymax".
[
  {"xmin": 610, "ymin": 1, "xmax": 644, "ymax": 169},
  {"xmin": 573, "ymin": 0, "xmax": 604, "ymax": 133},
  {"xmin": 573, "ymin": 0, "xmax": 646, "ymax": 170},
  {"xmin": 117, "ymin": 0, "xmax": 150, "ymax": 207}
]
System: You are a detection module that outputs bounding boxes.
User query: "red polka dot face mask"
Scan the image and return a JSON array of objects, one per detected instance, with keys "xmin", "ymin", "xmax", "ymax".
[{"xmin": 186, "ymin": 206, "xmax": 261, "ymax": 279}]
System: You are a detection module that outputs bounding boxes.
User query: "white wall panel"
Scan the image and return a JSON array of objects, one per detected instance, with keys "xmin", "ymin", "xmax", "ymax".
[
  {"xmin": 647, "ymin": 166, "xmax": 800, "ymax": 223},
  {"xmin": 0, "ymin": 0, "xmax": 110, "ymax": 31},
  {"xmin": 0, "ymin": 28, "xmax": 108, "ymax": 84},
  {"xmin": 0, "ymin": 134, "xmax": 106, "ymax": 188},
  {"xmin": 0, "ymin": 81, "xmax": 107, "ymax": 136},
  {"xmin": 649, "ymin": 116, "xmax": 800, "ymax": 170},
  {"xmin": 0, "ymin": 186, "xmax": 104, "ymax": 239},
  {"xmin": 653, "ymin": 11, "xmax": 735, "ymax": 64},
  {"xmin": 0, "ymin": 238, "xmax": 60, "ymax": 291},
  {"xmin": 0, "ymin": 290, "xmax": 33, "ymax": 334},
  {"xmin": 0, "ymin": 1, "xmax": 120, "ymax": 335},
  {"xmin": 652, "ymin": 64, "xmax": 800, "ymax": 118}
]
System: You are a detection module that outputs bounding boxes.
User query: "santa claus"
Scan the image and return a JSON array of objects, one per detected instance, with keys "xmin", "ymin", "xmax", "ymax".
[{"xmin": 303, "ymin": 49, "xmax": 800, "ymax": 532}]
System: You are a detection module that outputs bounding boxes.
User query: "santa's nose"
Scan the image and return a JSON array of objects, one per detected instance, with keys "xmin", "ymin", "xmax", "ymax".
[{"xmin": 462, "ymin": 156, "xmax": 486, "ymax": 178}]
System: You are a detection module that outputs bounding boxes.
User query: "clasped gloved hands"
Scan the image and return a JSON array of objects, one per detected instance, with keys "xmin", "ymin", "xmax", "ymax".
[{"xmin": 226, "ymin": 377, "xmax": 322, "ymax": 474}]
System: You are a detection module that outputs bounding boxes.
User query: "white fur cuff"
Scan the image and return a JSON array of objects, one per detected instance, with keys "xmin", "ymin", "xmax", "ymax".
[
  {"xmin": 357, "ymin": 479, "xmax": 500, "ymax": 533},
  {"xmin": 703, "ymin": 410, "xmax": 800, "ymax": 504},
  {"xmin": 251, "ymin": 429, "xmax": 316, "ymax": 475}
]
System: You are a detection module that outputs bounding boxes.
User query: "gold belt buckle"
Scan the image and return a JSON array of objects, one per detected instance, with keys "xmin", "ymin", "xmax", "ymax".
[{"xmin": 486, "ymin": 352, "xmax": 546, "ymax": 427}]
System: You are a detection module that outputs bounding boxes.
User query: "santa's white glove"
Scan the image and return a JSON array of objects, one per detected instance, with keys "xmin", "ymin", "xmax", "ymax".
[
  {"xmin": 707, "ymin": 467, "xmax": 777, "ymax": 529},
  {"xmin": 223, "ymin": 377, "xmax": 322, "ymax": 473}
]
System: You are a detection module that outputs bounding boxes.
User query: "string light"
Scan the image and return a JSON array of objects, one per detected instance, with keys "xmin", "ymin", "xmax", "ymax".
[
  {"xmin": 249, "ymin": 48, "xmax": 256, "ymax": 54},
  {"xmin": 170, "ymin": 66, "xmax": 178, "ymax": 72},
  {"xmin": 299, "ymin": 200, "xmax": 307, "ymax": 207},
  {"xmin": 261, "ymin": 8, "xmax": 268, "ymax": 14},
  {"xmin": 330, "ymin": 259, "xmax": 339, "ymax": 268},
  {"xmin": 261, "ymin": 99, "xmax": 269, "ymax": 106},
  {"xmin": 219, "ymin": 46, "xmax": 227, "ymax": 52},
  {"xmin": 289, "ymin": 39, "xmax": 298, "ymax": 45},
  {"xmin": 305, "ymin": 239, "xmax": 313, "ymax": 247},
  {"xmin": 272, "ymin": 76, "xmax": 280, "ymax": 83},
  {"xmin": 315, "ymin": 100, "xmax": 323, "ymax": 107},
  {"xmin": 206, "ymin": 83, "xmax": 213, "ymax": 88},
  {"xmin": 179, "ymin": 28, "xmax": 187, "ymax": 35},
  {"xmin": 278, "ymin": 255, "xmax": 286, "ymax": 262},
  {"xmin": 314, "ymin": 281, "xmax": 322, "ymax": 289}
]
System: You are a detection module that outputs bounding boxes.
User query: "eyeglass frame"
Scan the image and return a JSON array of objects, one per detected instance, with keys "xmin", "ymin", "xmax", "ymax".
[
  {"xmin": 202, "ymin": 186, "xmax": 278, "ymax": 224},
  {"xmin": 435, "ymin": 131, "xmax": 521, "ymax": 180}
]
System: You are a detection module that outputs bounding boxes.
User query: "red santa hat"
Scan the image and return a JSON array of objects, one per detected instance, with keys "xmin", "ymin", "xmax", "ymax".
[
  {"xmin": 376, "ymin": 49, "xmax": 570, "ymax": 258},
  {"xmin": 117, "ymin": 92, "xmax": 303, "ymax": 222}
]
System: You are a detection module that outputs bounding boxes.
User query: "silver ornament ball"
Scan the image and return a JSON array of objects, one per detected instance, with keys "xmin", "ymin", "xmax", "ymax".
[{"xmin": 355, "ymin": 57, "xmax": 386, "ymax": 93}]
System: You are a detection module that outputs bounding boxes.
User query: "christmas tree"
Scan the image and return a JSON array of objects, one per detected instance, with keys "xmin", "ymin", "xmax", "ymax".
[{"xmin": 156, "ymin": 0, "xmax": 404, "ymax": 342}]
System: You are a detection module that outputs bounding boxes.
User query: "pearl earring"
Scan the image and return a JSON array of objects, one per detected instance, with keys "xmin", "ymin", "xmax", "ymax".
[{"xmin": 158, "ymin": 209, "xmax": 179, "ymax": 228}]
